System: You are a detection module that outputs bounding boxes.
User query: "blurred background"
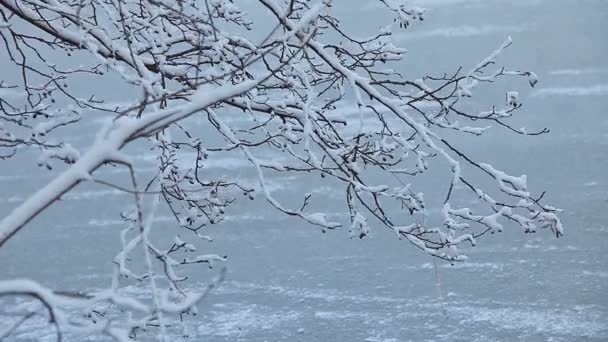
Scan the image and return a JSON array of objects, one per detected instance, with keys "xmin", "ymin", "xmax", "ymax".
[{"xmin": 1, "ymin": 0, "xmax": 607, "ymax": 341}]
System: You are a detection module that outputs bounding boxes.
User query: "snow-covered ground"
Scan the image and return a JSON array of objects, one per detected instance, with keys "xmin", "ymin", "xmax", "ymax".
[{"xmin": 1, "ymin": 0, "xmax": 607, "ymax": 341}]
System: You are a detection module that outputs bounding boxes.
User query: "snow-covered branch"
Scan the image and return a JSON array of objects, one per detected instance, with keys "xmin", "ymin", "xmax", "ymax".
[{"xmin": 0, "ymin": 0, "xmax": 563, "ymax": 340}]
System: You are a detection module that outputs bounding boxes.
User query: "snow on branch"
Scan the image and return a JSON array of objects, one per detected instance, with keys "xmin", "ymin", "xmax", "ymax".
[{"xmin": 0, "ymin": 0, "xmax": 562, "ymax": 339}]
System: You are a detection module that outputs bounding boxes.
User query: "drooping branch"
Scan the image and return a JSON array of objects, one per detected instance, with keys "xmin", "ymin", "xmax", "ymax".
[{"xmin": 0, "ymin": 0, "xmax": 563, "ymax": 340}]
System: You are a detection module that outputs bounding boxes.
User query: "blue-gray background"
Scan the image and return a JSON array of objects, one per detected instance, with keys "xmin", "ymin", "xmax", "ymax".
[{"xmin": 1, "ymin": 0, "xmax": 607, "ymax": 341}]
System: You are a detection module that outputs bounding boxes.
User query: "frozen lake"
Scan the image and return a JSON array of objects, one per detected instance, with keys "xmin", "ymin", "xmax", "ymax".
[{"xmin": 1, "ymin": 0, "xmax": 607, "ymax": 341}]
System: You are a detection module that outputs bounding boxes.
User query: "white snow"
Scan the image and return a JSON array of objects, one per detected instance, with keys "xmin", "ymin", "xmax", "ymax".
[
  {"xmin": 396, "ymin": 24, "xmax": 532, "ymax": 40},
  {"xmin": 532, "ymin": 84, "xmax": 608, "ymax": 97}
]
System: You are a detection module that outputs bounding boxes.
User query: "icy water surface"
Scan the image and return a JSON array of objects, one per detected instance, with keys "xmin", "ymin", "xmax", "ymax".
[{"xmin": 1, "ymin": 0, "xmax": 607, "ymax": 341}]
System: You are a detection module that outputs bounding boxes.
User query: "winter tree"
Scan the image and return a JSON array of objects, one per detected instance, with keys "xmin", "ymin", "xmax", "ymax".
[{"xmin": 0, "ymin": 0, "xmax": 562, "ymax": 340}]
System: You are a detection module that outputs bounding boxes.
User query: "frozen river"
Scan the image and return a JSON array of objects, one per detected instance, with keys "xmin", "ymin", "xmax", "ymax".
[{"xmin": 1, "ymin": 0, "xmax": 607, "ymax": 341}]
